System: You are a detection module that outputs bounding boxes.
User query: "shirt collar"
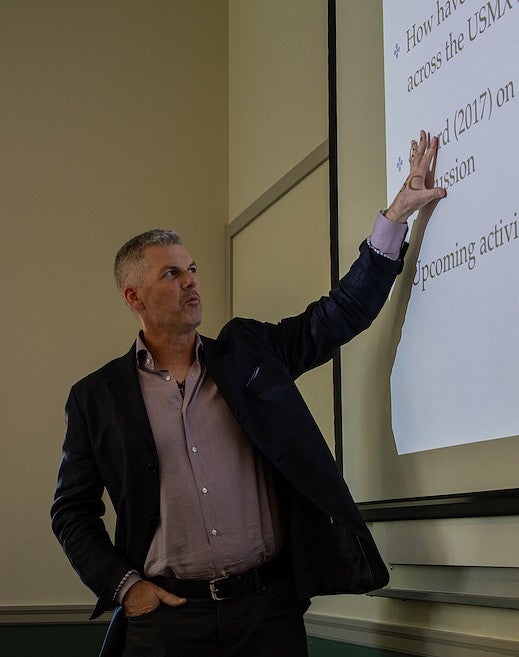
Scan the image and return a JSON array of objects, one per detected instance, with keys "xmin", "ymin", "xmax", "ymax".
[{"xmin": 136, "ymin": 331, "xmax": 203, "ymax": 370}]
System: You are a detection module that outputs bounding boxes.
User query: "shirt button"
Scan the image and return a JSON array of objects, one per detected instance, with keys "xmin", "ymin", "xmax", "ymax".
[
  {"xmin": 192, "ymin": 446, "xmax": 197, "ymax": 453},
  {"xmin": 165, "ymin": 375, "xmax": 171, "ymax": 381},
  {"xmin": 211, "ymin": 529, "xmax": 218, "ymax": 536},
  {"xmin": 202, "ymin": 487, "xmax": 208, "ymax": 494}
]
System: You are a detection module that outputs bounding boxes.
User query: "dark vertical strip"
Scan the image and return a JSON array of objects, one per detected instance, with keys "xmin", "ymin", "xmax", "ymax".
[{"xmin": 327, "ymin": 0, "xmax": 343, "ymax": 470}]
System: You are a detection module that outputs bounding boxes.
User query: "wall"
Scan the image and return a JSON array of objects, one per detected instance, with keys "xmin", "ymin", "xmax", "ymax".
[
  {"xmin": 1, "ymin": 0, "xmax": 228, "ymax": 616},
  {"xmin": 229, "ymin": 0, "xmax": 328, "ymax": 218}
]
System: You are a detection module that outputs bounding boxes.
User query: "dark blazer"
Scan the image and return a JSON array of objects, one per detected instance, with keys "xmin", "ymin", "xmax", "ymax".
[{"xmin": 51, "ymin": 241, "xmax": 403, "ymax": 645}]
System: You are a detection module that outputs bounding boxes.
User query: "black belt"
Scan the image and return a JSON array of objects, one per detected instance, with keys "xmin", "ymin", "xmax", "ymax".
[{"xmin": 151, "ymin": 551, "xmax": 287, "ymax": 602}]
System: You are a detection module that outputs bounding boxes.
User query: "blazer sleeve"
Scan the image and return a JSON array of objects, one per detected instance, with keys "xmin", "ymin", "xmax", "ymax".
[
  {"xmin": 269, "ymin": 239, "xmax": 405, "ymax": 379},
  {"xmin": 51, "ymin": 386, "xmax": 136, "ymax": 618}
]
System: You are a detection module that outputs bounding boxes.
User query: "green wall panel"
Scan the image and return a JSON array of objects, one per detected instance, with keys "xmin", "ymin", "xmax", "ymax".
[
  {"xmin": 0, "ymin": 625, "xmax": 409, "ymax": 657},
  {"xmin": 0, "ymin": 624, "xmax": 108, "ymax": 657},
  {"xmin": 308, "ymin": 636, "xmax": 404, "ymax": 657}
]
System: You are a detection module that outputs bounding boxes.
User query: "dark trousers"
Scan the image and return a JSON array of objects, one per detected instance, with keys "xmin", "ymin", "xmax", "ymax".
[{"xmin": 122, "ymin": 577, "xmax": 309, "ymax": 657}]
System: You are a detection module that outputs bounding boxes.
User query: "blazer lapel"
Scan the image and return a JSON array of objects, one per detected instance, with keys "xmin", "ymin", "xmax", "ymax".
[
  {"xmin": 104, "ymin": 344, "xmax": 157, "ymax": 454},
  {"xmin": 200, "ymin": 335, "xmax": 235, "ymax": 408}
]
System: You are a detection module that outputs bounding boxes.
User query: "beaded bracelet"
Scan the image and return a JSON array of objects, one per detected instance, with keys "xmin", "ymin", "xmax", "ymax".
[
  {"xmin": 112, "ymin": 569, "xmax": 139, "ymax": 602},
  {"xmin": 367, "ymin": 237, "xmax": 392, "ymax": 259}
]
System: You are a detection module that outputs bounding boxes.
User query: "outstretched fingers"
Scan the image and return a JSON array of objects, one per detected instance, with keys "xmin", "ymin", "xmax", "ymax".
[{"xmin": 386, "ymin": 130, "xmax": 447, "ymax": 223}]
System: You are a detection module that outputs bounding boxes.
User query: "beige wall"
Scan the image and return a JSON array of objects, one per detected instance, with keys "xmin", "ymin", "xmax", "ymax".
[
  {"xmin": 2, "ymin": 0, "xmax": 227, "ymax": 608},
  {"xmin": 229, "ymin": 0, "xmax": 328, "ymax": 218}
]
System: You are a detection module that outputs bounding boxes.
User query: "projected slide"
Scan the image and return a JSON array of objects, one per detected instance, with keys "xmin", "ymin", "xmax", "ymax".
[{"xmin": 384, "ymin": 0, "xmax": 518, "ymax": 454}]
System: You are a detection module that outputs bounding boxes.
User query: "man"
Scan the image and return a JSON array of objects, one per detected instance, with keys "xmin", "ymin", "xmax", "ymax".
[{"xmin": 52, "ymin": 132, "xmax": 446, "ymax": 657}]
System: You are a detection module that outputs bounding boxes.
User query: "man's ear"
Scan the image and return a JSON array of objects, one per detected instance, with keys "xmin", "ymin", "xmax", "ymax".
[{"xmin": 124, "ymin": 286, "xmax": 144, "ymax": 311}]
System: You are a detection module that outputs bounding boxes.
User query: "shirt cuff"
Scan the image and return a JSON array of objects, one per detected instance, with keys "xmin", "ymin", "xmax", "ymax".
[
  {"xmin": 114, "ymin": 570, "xmax": 142, "ymax": 605},
  {"xmin": 369, "ymin": 212, "xmax": 408, "ymax": 261}
]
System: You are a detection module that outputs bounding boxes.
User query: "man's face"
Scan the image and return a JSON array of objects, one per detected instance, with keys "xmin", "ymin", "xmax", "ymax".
[{"xmin": 126, "ymin": 243, "xmax": 202, "ymax": 335}]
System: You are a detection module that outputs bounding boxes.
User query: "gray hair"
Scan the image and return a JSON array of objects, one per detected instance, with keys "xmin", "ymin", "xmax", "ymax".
[{"xmin": 114, "ymin": 228, "xmax": 183, "ymax": 293}]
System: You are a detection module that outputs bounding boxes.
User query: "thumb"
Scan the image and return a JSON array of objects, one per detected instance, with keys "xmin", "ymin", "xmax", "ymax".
[
  {"xmin": 424, "ymin": 186, "xmax": 447, "ymax": 207},
  {"xmin": 431, "ymin": 186, "xmax": 447, "ymax": 200},
  {"xmin": 155, "ymin": 585, "xmax": 187, "ymax": 608},
  {"xmin": 416, "ymin": 185, "xmax": 446, "ymax": 209}
]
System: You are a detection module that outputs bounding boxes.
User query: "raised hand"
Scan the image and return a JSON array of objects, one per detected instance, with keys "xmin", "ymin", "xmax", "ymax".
[{"xmin": 385, "ymin": 130, "xmax": 446, "ymax": 224}]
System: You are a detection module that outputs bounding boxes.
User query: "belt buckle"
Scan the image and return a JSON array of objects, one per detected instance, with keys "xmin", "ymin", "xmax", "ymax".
[{"xmin": 209, "ymin": 575, "xmax": 232, "ymax": 601}]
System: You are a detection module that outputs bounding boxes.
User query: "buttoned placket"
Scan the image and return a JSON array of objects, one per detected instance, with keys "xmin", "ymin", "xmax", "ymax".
[{"xmin": 180, "ymin": 362, "xmax": 221, "ymax": 548}]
